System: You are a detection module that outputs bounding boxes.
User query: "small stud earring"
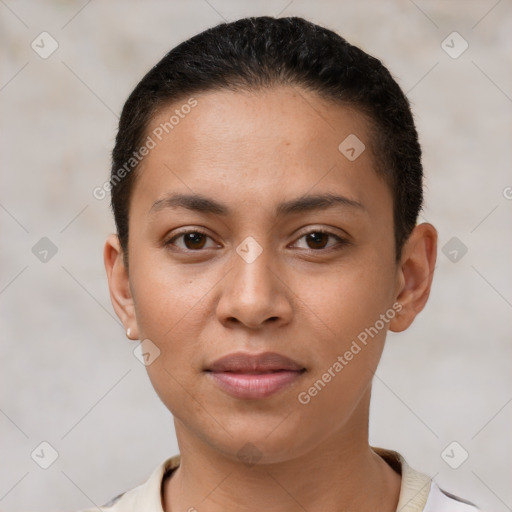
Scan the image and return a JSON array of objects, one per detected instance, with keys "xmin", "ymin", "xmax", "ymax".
[{"xmin": 126, "ymin": 328, "xmax": 132, "ymax": 339}]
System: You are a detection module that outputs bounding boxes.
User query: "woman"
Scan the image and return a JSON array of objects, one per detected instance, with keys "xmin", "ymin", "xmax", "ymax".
[{"xmin": 89, "ymin": 16, "xmax": 478, "ymax": 512}]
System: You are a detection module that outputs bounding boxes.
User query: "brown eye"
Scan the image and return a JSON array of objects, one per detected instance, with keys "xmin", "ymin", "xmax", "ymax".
[
  {"xmin": 165, "ymin": 230, "xmax": 217, "ymax": 251},
  {"xmin": 292, "ymin": 230, "xmax": 346, "ymax": 251},
  {"xmin": 305, "ymin": 232, "xmax": 330, "ymax": 249},
  {"xmin": 183, "ymin": 232, "xmax": 207, "ymax": 250}
]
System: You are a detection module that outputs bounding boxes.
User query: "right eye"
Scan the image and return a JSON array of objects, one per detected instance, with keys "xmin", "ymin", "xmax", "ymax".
[{"xmin": 164, "ymin": 230, "xmax": 220, "ymax": 252}]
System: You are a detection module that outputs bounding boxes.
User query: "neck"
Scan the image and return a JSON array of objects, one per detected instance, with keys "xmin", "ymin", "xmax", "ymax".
[{"xmin": 163, "ymin": 391, "xmax": 401, "ymax": 512}]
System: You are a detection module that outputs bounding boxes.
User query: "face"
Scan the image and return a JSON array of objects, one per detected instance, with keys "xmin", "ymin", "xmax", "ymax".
[{"xmin": 105, "ymin": 86, "xmax": 436, "ymax": 464}]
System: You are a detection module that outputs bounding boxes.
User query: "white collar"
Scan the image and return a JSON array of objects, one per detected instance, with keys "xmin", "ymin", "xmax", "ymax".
[{"xmin": 92, "ymin": 448, "xmax": 478, "ymax": 511}]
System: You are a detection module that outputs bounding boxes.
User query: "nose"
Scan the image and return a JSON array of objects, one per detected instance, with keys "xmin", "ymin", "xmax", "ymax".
[{"xmin": 216, "ymin": 242, "xmax": 293, "ymax": 330}]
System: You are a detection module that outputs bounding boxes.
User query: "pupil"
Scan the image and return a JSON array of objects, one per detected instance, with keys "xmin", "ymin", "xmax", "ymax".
[
  {"xmin": 185, "ymin": 233, "xmax": 205, "ymax": 249},
  {"xmin": 307, "ymin": 232, "xmax": 327, "ymax": 249}
]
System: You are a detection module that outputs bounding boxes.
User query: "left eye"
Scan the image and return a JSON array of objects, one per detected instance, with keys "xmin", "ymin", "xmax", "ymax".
[{"xmin": 292, "ymin": 231, "xmax": 345, "ymax": 250}]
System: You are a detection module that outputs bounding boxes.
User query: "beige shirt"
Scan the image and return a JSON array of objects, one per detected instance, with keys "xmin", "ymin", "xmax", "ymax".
[{"xmin": 79, "ymin": 448, "xmax": 479, "ymax": 512}]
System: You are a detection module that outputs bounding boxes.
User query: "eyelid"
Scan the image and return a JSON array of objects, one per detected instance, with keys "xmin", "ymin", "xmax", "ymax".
[{"xmin": 292, "ymin": 225, "xmax": 349, "ymax": 240}]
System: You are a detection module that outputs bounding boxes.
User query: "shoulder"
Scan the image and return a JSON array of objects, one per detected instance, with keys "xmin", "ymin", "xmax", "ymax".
[
  {"xmin": 424, "ymin": 481, "xmax": 480, "ymax": 512},
  {"xmin": 372, "ymin": 447, "xmax": 480, "ymax": 512},
  {"xmin": 75, "ymin": 454, "xmax": 180, "ymax": 512}
]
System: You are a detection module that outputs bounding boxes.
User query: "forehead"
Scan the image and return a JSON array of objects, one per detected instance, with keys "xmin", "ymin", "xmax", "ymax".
[
  {"xmin": 133, "ymin": 86, "xmax": 390, "ymax": 217},
  {"xmin": 146, "ymin": 86, "xmax": 369, "ymax": 164}
]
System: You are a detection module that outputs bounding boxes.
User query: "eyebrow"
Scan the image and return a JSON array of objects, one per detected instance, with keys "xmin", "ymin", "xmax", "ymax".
[{"xmin": 149, "ymin": 192, "xmax": 365, "ymax": 217}]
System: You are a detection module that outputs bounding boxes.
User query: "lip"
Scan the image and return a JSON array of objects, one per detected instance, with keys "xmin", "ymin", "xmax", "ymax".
[
  {"xmin": 206, "ymin": 351, "xmax": 305, "ymax": 373},
  {"xmin": 205, "ymin": 351, "xmax": 306, "ymax": 400}
]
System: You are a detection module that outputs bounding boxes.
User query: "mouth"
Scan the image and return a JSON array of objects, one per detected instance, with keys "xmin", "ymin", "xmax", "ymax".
[{"xmin": 204, "ymin": 351, "xmax": 306, "ymax": 400}]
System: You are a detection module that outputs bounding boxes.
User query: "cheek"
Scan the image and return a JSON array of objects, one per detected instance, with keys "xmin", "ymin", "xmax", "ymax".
[
  {"xmin": 129, "ymin": 257, "xmax": 218, "ymax": 397},
  {"xmin": 290, "ymin": 255, "xmax": 395, "ymax": 397},
  {"xmin": 130, "ymin": 246, "xmax": 215, "ymax": 336},
  {"xmin": 297, "ymin": 256, "xmax": 396, "ymax": 346},
  {"xmin": 292, "ymin": 271, "xmax": 392, "ymax": 437}
]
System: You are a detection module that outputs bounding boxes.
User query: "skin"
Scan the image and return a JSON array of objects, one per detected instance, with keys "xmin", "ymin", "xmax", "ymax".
[{"xmin": 104, "ymin": 86, "xmax": 437, "ymax": 512}]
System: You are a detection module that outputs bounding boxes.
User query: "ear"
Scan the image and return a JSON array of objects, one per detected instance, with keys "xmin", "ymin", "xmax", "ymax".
[
  {"xmin": 389, "ymin": 223, "xmax": 437, "ymax": 332},
  {"xmin": 103, "ymin": 234, "xmax": 139, "ymax": 339}
]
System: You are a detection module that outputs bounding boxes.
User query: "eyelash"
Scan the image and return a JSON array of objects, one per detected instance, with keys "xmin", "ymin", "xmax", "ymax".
[{"xmin": 164, "ymin": 228, "xmax": 348, "ymax": 253}]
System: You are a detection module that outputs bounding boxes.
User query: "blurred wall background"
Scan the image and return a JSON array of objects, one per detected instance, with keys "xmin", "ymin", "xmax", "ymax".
[{"xmin": 1, "ymin": 1, "xmax": 511, "ymax": 511}]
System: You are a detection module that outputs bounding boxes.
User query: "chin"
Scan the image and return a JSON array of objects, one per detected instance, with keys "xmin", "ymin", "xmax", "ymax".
[{"xmin": 199, "ymin": 415, "xmax": 318, "ymax": 465}]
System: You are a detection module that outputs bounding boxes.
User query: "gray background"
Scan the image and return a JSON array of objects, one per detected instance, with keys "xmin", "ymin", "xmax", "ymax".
[{"xmin": 1, "ymin": 1, "xmax": 511, "ymax": 511}]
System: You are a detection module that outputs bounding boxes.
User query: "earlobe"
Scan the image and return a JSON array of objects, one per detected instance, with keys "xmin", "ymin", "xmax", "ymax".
[
  {"xmin": 103, "ymin": 234, "xmax": 139, "ymax": 339},
  {"xmin": 389, "ymin": 223, "xmax": 437, "ymax": 333}
]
